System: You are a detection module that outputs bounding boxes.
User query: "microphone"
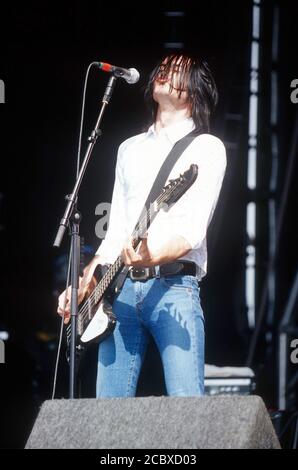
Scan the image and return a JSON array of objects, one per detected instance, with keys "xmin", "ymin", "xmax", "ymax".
[{"xmin": 97, "ymin": 62, "xmax": 140, "ymax": 84}]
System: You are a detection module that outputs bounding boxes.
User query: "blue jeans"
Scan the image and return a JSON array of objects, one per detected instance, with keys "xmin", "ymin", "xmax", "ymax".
[{"xmin": 96, "ymin": 274, "xmax": 205, "ymax": 397}]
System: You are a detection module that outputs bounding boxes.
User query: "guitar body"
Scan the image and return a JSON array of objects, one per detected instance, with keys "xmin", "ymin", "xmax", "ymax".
[
  {"xmin": 79, "ymin": 297, "xmax": 116, "ymax": 344},
  {"xmin": 66, "ymin": 290, "xmax": 117, "ymax": 361}
]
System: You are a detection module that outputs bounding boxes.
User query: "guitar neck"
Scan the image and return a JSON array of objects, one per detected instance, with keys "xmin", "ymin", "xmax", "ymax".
[{"xmin": 80, "ymin": 163, "xmax": 198, "ymax": 314}]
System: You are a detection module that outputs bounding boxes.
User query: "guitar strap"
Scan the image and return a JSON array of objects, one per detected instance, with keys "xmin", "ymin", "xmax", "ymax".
[
  {"xmin": 142, "ymin": 130, "xmax": 197, "ymax": 216},
  {"xmin": 111, "ymin": 129, "xmax": 198, "ymax": 294}
]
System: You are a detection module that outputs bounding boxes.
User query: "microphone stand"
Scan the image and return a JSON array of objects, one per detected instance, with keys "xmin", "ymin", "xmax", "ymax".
[{"xmin": 53, "ymin": 75, "xmax": 117, "ymax": 398}]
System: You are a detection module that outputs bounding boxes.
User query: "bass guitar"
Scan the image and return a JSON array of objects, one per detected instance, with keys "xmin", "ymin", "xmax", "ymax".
[{"xmin": 66, "ymin": 163, "xmax": 198, "ymax": 354}]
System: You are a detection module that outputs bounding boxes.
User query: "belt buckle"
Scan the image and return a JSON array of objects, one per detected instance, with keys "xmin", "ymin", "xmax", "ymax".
[{"xmin": 130, "ymin": 267, "xmax": 150, "ymax": 281}]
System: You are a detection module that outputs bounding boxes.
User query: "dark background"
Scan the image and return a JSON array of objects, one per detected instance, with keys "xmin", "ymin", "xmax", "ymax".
[{"xmin": 0, "ymin": 0, "xmax": 297, "ymax": 448}]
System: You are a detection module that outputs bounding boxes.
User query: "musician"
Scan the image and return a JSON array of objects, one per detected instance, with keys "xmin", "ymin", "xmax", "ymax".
[{"xmin": 58, "ymin": 53, "xmax": 226, "ymax": 397}]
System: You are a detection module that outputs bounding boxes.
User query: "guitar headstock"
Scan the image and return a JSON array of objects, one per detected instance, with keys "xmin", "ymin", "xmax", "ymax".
[{"xmin": 160, "ymin": 164, "xmax": 198, "ymax": 206}]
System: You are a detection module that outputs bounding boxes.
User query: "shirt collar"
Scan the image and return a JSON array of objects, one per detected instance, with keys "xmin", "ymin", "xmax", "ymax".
[{"xmin": 147, "ymin": 118, "xmax": 195, "ymax": 144}]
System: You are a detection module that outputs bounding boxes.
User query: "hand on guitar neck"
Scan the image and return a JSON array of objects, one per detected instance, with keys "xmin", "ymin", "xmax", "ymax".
[{"xmin": 57, "ymin": 255, "xmax": 103, "ymax": 324}]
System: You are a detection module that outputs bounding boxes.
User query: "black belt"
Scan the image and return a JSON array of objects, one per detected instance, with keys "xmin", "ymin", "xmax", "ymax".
[{"xmin": 128, "ymin": 261, "xmax": 196, "ymax": 281}]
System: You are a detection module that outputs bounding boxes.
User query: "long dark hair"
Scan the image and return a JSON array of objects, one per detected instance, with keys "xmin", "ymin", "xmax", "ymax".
[{"xmin": 144, "ymin": 53, "xmax": 218, "ymax": 134}]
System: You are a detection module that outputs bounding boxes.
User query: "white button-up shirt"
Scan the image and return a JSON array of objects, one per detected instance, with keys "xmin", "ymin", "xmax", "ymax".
[{"xmin": 96, "ymin": 118, "xmax": 226, "ymax": 280}]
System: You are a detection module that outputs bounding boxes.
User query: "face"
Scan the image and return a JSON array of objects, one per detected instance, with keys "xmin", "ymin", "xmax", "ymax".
[{"xmin": 152, "ymin": 55, "xmax": 191, "ymax": 105}]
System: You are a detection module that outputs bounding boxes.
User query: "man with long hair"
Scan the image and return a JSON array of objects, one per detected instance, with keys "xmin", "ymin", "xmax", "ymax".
[{"xmin": 58, "ymin": 53, "xmax": 226, "ymax": 397}]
